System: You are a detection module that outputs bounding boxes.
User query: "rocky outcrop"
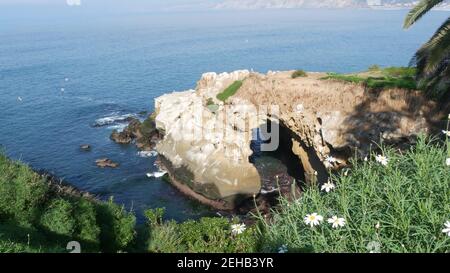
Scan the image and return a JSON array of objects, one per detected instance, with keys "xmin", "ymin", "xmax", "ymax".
[
  {"xmin": 96, "ymin": 158, "xmax": 119, "ymax": 168},
  {"xmin": 110, "ymin": 115, "xmax": 162, "ymax": 151},
  {"xmin": 151, "ymin": 70, "xmax": 438, "ymax": 210}
]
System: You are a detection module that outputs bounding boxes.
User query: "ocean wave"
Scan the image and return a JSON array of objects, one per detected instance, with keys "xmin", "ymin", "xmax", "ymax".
[
  {"xmin": 146, "ymin": 171, "xmax": 167, "ymax": 178},
  {"xmin": 107, "ymin": 124, "xmax": 128, "ymax": 132},
  {"xmin": 93, "ymin": 112, "xmax": 138, "ymax": 127},
  {"xmin": 137, "ymin": 150, "xmax": 158, "ymax": 158}
]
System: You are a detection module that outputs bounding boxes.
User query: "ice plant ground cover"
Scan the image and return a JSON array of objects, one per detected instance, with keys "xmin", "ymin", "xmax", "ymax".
[{"xmin": 259, "ymin": 136, "xmax": 450, "ymax": 253}]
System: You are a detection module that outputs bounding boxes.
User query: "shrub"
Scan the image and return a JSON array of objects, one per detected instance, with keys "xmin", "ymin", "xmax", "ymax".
[
  {"xmin": 291, "ymin": 70, "xmax": 307, "ymax": 78},
  {"xmin": 216, "ymin": 80, "xmax": 243, "ymax": 102},
  {"xmin": 97, "ymin": 197, "xmax": 136, "ymax": 252},
  {"xmin": 0, "ymin": 221, "xmax": 66, "ymax": 253},
  {"xmin": 260, "ymin": 136, "xmax": 450, "ymax": 253},
  {"xmin": 74, "ymin": 199, "xmax": 100, "ymax": 245},
  {"xmin": 144, "ymin": 208, "xmax": 258, "ymax": 253},
  {"xmin": 39, "ymin": 198, "xmax": 76, "ymax": 237},
  {"xmin": 140, "ymin": 113, "xmax": 157, "ymax": 138},
  {"xmin": 0, "ymin": 156, "xmax": 49, "ymax": 223},
  {"xmin": 206, "ymin": 98, "xmax": 214, "ymax": 106},
  {"xmin": 147, "ymin": 219, "xmax": 184, "ymax": 253}
]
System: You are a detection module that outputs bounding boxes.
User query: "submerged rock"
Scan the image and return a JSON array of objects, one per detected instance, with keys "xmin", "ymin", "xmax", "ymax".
[
  {"xmin": 80, "ymin": 144, "xmax": 91, "ymax": 151},
  {"xmin": 95, "ymin": 158, "xmax": 119, "ymax": 168}
]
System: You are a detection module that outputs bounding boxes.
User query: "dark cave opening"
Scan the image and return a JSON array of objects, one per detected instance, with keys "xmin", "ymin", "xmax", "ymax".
[{"xmin": 249, "ymin": 119, "xmax": 305, "ymax": 193}]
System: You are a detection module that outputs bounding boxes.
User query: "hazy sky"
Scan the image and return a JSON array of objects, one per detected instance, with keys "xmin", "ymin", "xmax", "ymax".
[{"xmin": 0, "ymin": 0, "xmax": 211, "ymax": 6}]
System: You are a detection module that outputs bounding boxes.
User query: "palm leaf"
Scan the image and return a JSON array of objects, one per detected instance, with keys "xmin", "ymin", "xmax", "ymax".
[
  {"xmin": 417, "ymin": 18, "xmax": 450, "ymax": 74},
  {"xmin": 403, "ymin": 0, "xmax": 444, "ymax": 29}
]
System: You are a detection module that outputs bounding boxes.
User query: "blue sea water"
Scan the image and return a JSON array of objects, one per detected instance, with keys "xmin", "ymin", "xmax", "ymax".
[{"xmin": 0, "ymin": 6, "xmax": 448, "ymax": 222}]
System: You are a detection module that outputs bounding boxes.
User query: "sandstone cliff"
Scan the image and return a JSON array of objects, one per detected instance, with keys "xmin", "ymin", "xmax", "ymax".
[{"xmin": 152, "ymin": 70, "xmax": 438, "ymax": 209}]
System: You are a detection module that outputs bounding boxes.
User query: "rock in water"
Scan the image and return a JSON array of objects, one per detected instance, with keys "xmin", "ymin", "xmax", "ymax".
[
  {"xmin": 109, "ymin": 118, "xmax": 141, "ymax": 144},
  {"xmin": 110, "ymin": 116, "xmax": 162, "ymax": 151},
  {"xmin": 95, "ymin": 158, "xmax": 119, "ymax": 168},
  {"xmin": 80, "ymin": 144, "xmax": 91, "ymax": 151}
]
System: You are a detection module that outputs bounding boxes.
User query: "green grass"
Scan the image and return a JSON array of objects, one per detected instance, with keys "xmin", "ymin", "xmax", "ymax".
[
  {"xmin": 2, "ymin": 128, "xmax": 450, "ymax": 253},
  {"xmin": 0, "ymin": 153, "xmax": 136, "ymax": 253},
  {"xmin": 144, "ymin": 208, "xmax": 259, "ymax": 253},
  {"xmin": 216, "ymin": 80, "xmax": 243, "ymax": 102},
  {"xmin": 259, "ymin": 136, "xmax": 450, "ymax": 253},
  {"xmin": 291, "ymin": 70, "xmax": 307, "ymax": 78},
  {"xmin": 322, "ymin": 66, "xmax": 418, "ymax": 90}
]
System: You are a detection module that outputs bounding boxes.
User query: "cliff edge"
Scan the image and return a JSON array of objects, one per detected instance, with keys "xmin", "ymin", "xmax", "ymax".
[{"xmin": 152, "ymin": 69, "xmax": 439, "ymax": 209}]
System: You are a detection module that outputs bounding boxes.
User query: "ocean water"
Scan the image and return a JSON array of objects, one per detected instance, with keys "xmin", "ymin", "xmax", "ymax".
[{"xmin": 0, "ymin": 7, "xmax": 448, "ymax": 222}]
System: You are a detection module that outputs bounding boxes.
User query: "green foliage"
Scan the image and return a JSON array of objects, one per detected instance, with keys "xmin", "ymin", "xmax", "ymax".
[
  {"xmin": 206, "ymin": 98, "xmax": 219, "ymax": 113},
  {"xmin": 144, "ymin": 209, "xmax": 258, "ymax": 253},
  {"xmin": 97, "ymin": 197, "xmax": 136, "ymax": 252},
  {"xmin": 260, "ymin": 136, "xmax": 450, "ymax": 253},
  {"xmin": 0, "ymin": 153, "xmax": 134, "ymax": 253},
  {"xmin": 39, "ymin": 199, "xmax": 76, "ymax": 237},
  {"xmin": 291, "ymin": 69, "xmax": 307, "ymax": 78},
  {"xmin": 206, "ymin": 98, "xmax": 214, "ymax": 106},
  {"xmin": 322, "ymin": 66, "xmax": 418, "ymax": 90},
  {"xmin": 0, "ymin": 221, "xmax": 66, "ymax": 253},
  {"xmin": 147, "ymin": 219, "xmax": 185, "ymax": 253},
  {"xmin": 140, "ymin": 113, "xmax": 157, "ymax": 137},
  {"xmin": 74, "ymin": 199, "xmax": 100, "ymax": 244},
  {"xmin": 216, "ymin": 80, "xmax": 243, "ymax": 102},
  {"xmin": 0, "ymin": 155, "xmax": 49, "ymax": 224},
  {"xmin": 404, "ymin": 1, "xmax": 450, "ymax": 99}
]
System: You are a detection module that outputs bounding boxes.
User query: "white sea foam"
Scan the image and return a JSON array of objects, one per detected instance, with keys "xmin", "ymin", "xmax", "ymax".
[
  {"xmin": 107, "ymin": 124, "xmax": 128, "ymax": 132},
  {"xmin": 137, "ymin": 151, "xmax": 158, "ymax": 158},
  {"xmin": 94, "ymin": 113, "xmax": 137, "ymax": 126},
  {"xmin": 146, "ymin": 171, "xmax": 167, "ymax": 178}
]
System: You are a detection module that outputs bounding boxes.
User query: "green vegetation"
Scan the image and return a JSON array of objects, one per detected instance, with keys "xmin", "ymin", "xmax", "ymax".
[
  {"xmin": 140, "ymin": 112, "xmax": 157, "ymax": 138},
  {"xmin": 2, "ymin": 131, "xmax": 450, "ymax": 253},
  {"xmin": 206, "ymin": 97, "xmax": 219, "ymax": 113},
  {"xmin": 404, "ymin": 0, "xmax": 450, "ymax": 98},
  {"xmin": 216, "ymin": 80, "xmax": 243, "ymax": 102},
  {"xmin": 291, "ymin": 69, "xmax": 307, "ymax": 78},
  {"xmin": 144, "ymin": 208, "xmax": 259, "ymax": 253},
  {"xmin": 0, "ymin": 153, "xmax": 136, "ymax": 253},
  {"xmin": 0, "ymin": 153, "xmax": 256, "ymax": 253},
  {"xmin": 260, "ymin": 136, "xmax": 450, "ymax": 253},
  {"xmin": 322, "ymin": 66, "xmax": 418, "ymax": 90}
]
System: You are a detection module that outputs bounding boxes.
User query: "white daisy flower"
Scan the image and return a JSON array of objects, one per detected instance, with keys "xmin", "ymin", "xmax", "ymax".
[
  {"xmin": 325, "ymin": 155, "xmax": 337, "ymax": 164},
  {"xmin": 442, "ymin": 221, "xmax": 450, "ymax": 237},
  {"xmin": 327, "ymin": 216, "xmax": 346, "ymax": 228},
  {"xmin": 304, "ymin": 213, "xmax": 323, "ymax": 227},
  {"xmin": 442, "ymin": 130, "xmax": 450, "ymax": 137},
  {"xmin": 231, "ymin": 223, "xmax": 246, "ymax": 235},
  {"xmin": 446, "ymin": 158, "xmax": 450, "ymax": 167},
  {"xmin": 321, "ymin": 181, "xmax": 335, "ymax": 193},
  {"xmin": 278, "ymin": 244, "xmax": 288, "ymax": 253},
  {"xmin": 375, "ymin": 154, "xmax": 389, "ymax": 166}
]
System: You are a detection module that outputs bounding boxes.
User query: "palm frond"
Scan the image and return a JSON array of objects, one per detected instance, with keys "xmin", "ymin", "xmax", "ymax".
[
  {"xmin": 403, "ymin": 0, "xmax": 444, "ymax": 29},
  {"xmin": 418, "ymin": 18, "xmax": 450, "ymax": 74}
]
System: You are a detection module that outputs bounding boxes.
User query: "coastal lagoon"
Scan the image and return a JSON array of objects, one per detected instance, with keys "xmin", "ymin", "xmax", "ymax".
[{"xmin": 0, "ymin": 7, "xmax": 447, "ymax": 222}]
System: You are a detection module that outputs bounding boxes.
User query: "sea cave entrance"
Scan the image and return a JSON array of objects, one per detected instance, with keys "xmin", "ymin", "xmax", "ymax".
[{"xmin": 249, "ymin": 119, "xmax": 305, "ymax": 198}]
